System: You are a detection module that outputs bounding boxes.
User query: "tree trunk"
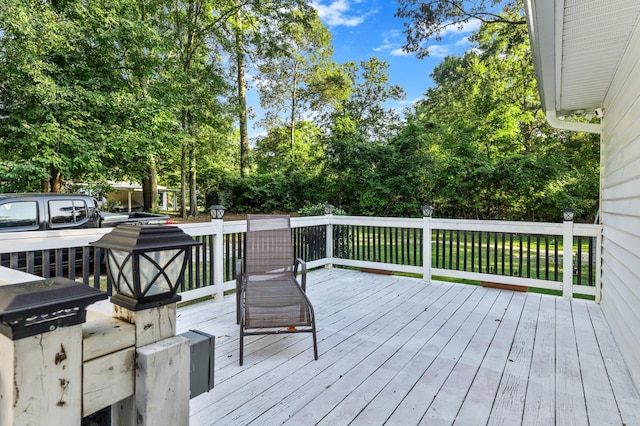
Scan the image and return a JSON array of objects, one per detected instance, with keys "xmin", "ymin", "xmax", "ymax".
[
  {"xmin": 180, "ymin": 139, "xmax": 188, "ymax": 218},
  {"xmin": 41, "ymin": 179, "xmax": 50, "ymax": 193},
  {"xmin": 290, "ymin": 110, "xmax": 295, "ymax": 150},
  {"xmin": 290, "ymin": 63, "xmax": 298, "ymax": 149},
  {"xmin": 189, "ymin": 142, "xmax": 197, "ymax": 216},
  {"xmin": 236, "ymin": 7, "xmax": 249, "ymax": 178},
  {"xmin": 142, "ymin": 156, "xmax": 158, "ymax": 211},
  {"xmin": 49, "ymin": 170, "xmax": 62, "ymax": 193}
]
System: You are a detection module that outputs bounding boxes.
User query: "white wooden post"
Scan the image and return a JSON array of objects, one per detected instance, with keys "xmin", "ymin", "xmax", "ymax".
[
  {"xmin": 161, "ymin": 191, "xmax": 168, "ymax": 210},
  {"xmin": 111, "ymin": 303, "xmax": 189, "ymax": 425},
  {"xmin": 562, "ymin": 216, "xmax": 575, "ymax": 299},
  {"xmin": 0, "ymin": 326, "xmax": 83, "ymax": 426},
  {"xmin": 212, "ymin": 218, "xmax": 225, "ymax": 301},
  {"xmin": 325, "ymin": 213, "xmax": 333, "ymax": 268},
  {"xmin": 423, "ymin": 215, "xmax": 432, "ymax": 282},
  {"xmin": 135, "ymin": 335, "xmax": 190, "ymax": 425},
  {"xmin": 595, "ymin": 226, "xmax": 602, "ymax": 303},
  {"xmin": 113, "ymin": 303, "xmax": 177, "ymax": 347}
]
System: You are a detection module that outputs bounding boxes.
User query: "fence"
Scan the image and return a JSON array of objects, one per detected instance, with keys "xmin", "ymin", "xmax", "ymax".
[{"xmin": 0, "ymin": 215, "xmax": 602, "ymax": 301}]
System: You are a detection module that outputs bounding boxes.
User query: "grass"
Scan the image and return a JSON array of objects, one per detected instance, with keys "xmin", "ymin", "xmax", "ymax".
[
  {"xmin": 378, "ymin": 271, "xmax": 595, "ymax": 300},
  {"xmin": 336, "ymin": 226, "xmax": 596, "ymax": 287}
]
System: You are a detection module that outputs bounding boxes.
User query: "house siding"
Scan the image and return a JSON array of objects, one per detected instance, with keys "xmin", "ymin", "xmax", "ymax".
[{"xmin": 600, "ymin": 20, "xmax": 640, "ymax": 389}]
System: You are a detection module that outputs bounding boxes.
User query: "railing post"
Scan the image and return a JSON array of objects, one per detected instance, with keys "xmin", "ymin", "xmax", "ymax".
[
  {"xmin": 207, "ymin": 205, "xmax": 227, "ymax": 302},
  {"xmin": 595, "ymin": 226, "xmax": 602, "ymax": 303},
  {"xmin": 0, "ymin": 277, "xmax": 106, "ymax": 426},
  {"xmin": 422, "ymin": 206, "xmax": 433, "ymax": 282},
  {"xmin": 325, "ymin": 205, "xmax": 334, "ymax": 268},
  {"xmin": 111, "ymin": 304, "xmax": 189, "ymax": 425},
  {"xmin": 562, "ymin": 208, "xmax": 576, "ymax": 299},
  {"xmin": 213, "ymin": 219, "xmax": 224, "ymax": 302}
]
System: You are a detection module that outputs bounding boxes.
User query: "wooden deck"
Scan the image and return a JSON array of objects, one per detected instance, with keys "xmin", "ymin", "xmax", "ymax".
[{"xmin": 178, "ymin": 268, "xmax": 640, "ymax": 425}]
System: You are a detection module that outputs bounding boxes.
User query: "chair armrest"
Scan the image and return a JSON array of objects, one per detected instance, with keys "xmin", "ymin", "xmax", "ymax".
[
  {"xmin": 235, "ymin": 259, "xmax": 243, "ymax": 325},
  {"xmin": 295, "ymin": 258, "xmax": 307, "ymax": 291}
]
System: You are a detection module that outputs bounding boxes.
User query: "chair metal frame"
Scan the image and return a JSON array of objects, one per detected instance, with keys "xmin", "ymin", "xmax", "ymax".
[{"xmin": 235, "ymin": 215, "xmax": 318, "ymax": 366}]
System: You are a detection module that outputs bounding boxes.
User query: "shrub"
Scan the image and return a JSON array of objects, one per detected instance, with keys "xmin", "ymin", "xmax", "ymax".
[{"xmin": 298, "ymin": 202, "xmax": 346, "ymax": 216}]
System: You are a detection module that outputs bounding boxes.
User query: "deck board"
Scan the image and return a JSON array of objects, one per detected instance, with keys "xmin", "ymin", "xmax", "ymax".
[
  {"xmin": 387, "ymin": 287, "xmax": 496, "ymax": 425},
  {"xmin": 573, "ymin": 300, "xmax": 624, "ymax": 424},
  {"xmin": 488, "ymin": 293, "xmax": 540, "ymax": 425},
  {"xmin": 420, "ymin": 291, "xmax": 513, "ymax": 424},
  {"xmin": 180, "ymin": 268, "xmax": 640, "ymax": 425},
  {"xmin": 453, "ymin": 291, "xmax": 526, "ymax": 425},
  {"xmin": 586, "ymin": 302, "xmax": 640, "ymax": 425},
  {"xmin": 554, "ymin": 297, "xmax": 589, "ymax": 426},
  {"xmin": 522, "ymin": 294, "xmax": 556, "ymax": 425}
]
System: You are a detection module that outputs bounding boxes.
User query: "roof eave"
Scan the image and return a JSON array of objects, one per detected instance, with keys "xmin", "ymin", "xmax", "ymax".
[{"xmin": 524, "ymin": 0, "xmax": 602, "ymax": 134}]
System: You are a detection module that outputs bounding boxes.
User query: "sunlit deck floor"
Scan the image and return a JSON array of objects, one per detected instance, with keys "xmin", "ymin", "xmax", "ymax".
[{"xmin": 178, "ymin": 268, "xmax": 640, "ymax": 425}]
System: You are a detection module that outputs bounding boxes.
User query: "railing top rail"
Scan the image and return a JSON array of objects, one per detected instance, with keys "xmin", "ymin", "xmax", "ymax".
[
  {"xmin": 0, "ymin": 215, "xmax": 604, "ymax": 254},
  {"xmin": 573, "ymin": 223, "xmax": 603, "ymax": 237},
  {"xmin": 181, "ymin": 215, "xmax": 338, "ymax": 237},
  {"xmin": 425, "ymin": 218, "xmax": 600, "ymax": 237},
  {"xmin": 329, "ymin": 215, "xmax": 423, "ymax": 228},
  {"xmin": 177, "ymin": 222, "xmax": 218, "ymax": 237},
  {"xmin": 0, "ymin": 227, "xmax": 111, "ymax": 253},
  {"xmin": 292, "ymin": 216, "xmax": 331, "ymax": 228}
]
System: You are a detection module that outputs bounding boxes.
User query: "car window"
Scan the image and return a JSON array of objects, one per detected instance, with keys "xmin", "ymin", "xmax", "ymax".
[
  {"xmin": 0, "ymin": 201, "xmax": 38, "ymax": 229},
  {"xmin": 49, "ymin": 199, "xmax": 88, "ymax": 225}
]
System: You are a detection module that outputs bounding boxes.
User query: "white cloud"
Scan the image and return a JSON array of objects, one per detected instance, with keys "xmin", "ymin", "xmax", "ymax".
[
  {"xmin": 391, "ymin": 47, "xmax": 412, "ymax": 57},
  {"xmin": 397, "ymin": 97, "xmax": 423, "ymax": 106},
  {"xmin": 455, "ymin": 36, "xmax": 471, "ymax": 47},
  {"xmin": 373, "ymin": 43, "xmax": 393, "ymax": 52},
  {"xmin": 311, "ymin": 0, "xmax": 369, "ymax": 27},
  {"xmin": 378, "ymin": 21, "xmax": 478, "ymax": 58},
  {"xmin": 421, "ymin": 22, "xmax": 477, "ymax": 58},
  {"xmin": 440, "ymin": 18, "xmax": 482, "ymax": 36},
  {"xmin": 374, "ymin": 30, "xmax": 403, "ymax": 52},
  {"xmin": 426, "ymin": 44, "xmax": 456, "ymax": 58},
  {"xmin": 387, "ymin": 29, "xmax": 402, "ymax": 38}
]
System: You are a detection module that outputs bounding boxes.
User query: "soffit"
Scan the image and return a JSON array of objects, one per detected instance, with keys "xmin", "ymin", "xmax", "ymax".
[{"xmin": 526, "ymin": 0, "xmax": 640, "ymax": 117}]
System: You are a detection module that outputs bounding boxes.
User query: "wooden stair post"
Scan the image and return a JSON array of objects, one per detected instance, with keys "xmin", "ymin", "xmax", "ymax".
[
  {"xmin": 111, "ymin": 303, "xmax": 190, "ymax": 426},
  {"xmin": 0, "ymin": 325, "xmax": 84, "ymax": 426},
  {"xmin": 0, "ymin": 277, "xmax": 106, "ymax": 426}
]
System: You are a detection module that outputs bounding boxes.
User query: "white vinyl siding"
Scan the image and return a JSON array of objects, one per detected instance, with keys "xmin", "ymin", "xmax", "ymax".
[{"xmin": 600, "ymin": 20, "xmax": 640, "ymax": 389}]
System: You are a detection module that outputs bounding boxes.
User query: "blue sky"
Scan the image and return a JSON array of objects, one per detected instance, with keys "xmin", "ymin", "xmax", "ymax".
[{"xmin": 246, "ymin": 0, "xmax": 481, "ymax": 137}]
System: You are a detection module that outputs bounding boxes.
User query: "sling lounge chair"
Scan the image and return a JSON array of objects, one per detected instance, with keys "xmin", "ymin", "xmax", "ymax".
[{"xmin": 236, "ymin": 214, "xmax": 318, "ymax": 366}]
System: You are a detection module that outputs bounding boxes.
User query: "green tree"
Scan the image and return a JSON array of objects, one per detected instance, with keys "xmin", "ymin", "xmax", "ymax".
[
  {"xmin": 223, "ymin": 0, "xmax": 320, "ymax": 177},
  {"xmin": 157, "ymin": 0, "xmax": 231, "ymax": 216},
  {"xmin": 409, "ymin": 5, "xmax": 599, "ymax": 221},
  {"xmin": 255, "ymin": 10, "xmax": 349, "ymax": 148},
  {"xmin": 0, "ymin": 0, "xmax": 184, "ymax": 201},
  {"xmin": 395, "ymin": 0, "xmax": 526, "ymax": 58},
  {"xmin": 329, "ymin": 57, "xmax": 406, "ymax": 142},
  {"xmin": 253, "ymin": 122, "xmax": 324, "ymax": 174},
  {"xmin": 325, "ymin": 123, "xmax": 435, "ymax": 217}
]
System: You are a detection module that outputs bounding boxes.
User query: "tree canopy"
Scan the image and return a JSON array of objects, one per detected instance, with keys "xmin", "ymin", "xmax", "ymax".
[
  {"xmin": 395, "ymin": 0, "xmax": 527, "ymax": 58},
  {"xmin": 0, "ymin": 0, "xmax": 599, "ymax": 222}
]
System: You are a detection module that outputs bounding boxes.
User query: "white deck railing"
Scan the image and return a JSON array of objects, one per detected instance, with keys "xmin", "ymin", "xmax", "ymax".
[{"xmin": 0, "ymin": 215, "xmax": 602, "ymax": 301}]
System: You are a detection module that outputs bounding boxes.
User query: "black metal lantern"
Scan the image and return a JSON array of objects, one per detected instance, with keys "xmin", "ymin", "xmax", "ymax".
[
  {"xmin": 91, "ymin": 225, "xmax": 200, "ymax": 311},
  {"xmin": 208, "ymin": 205, "xmax": 226, "ymax": 220},
  {"xmin": 324, "ymin": 204, "xmax": 335, "ymax": 215},
  {"xmin": 421, "ymin": 205, "xmax": 434, "ymax": 218},
  {"xmin": 562, "ymin": 208, "xmax": 576, "ymax": 222}
]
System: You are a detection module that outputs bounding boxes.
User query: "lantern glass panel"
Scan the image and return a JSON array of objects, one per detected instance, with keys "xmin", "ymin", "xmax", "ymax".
[
  {"xmin": 139, "ymin": 249, "xmax": 185, "ymax": 296},
  {"xmin": 108, "ymin": 250, "xmax": 135, "ymax": 297}
]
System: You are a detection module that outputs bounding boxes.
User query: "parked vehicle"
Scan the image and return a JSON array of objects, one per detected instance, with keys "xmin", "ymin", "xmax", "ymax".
[
  {"xmin": 0, "ymin": 193, "xmax": 171, "ymax": 274},
  {"xmin": 100, "ymin": 211, "xmax": 171, "ymax": 227},
  {"xmin": 0, "ymin": 193, "xmax": 171, "ymax": 232}
]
